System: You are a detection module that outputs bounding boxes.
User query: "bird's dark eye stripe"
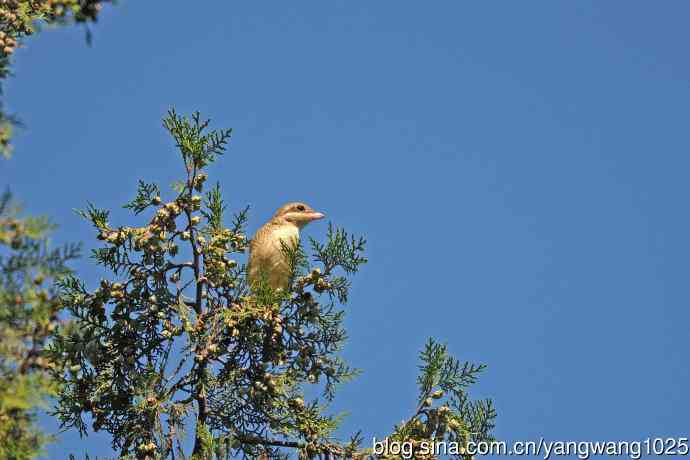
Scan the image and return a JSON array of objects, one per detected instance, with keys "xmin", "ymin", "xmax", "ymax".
[{"xmin": 296, "ymin": 205, "xmax": 305, "ymax": 211}]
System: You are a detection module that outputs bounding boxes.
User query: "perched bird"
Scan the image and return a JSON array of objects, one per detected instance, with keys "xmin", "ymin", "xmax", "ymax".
[{"xmin": 248, "ymin": 202, "xmax": 325, "ymax": 290}]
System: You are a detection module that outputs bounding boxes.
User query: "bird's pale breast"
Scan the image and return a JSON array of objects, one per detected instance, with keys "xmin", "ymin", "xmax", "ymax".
[{"xmin": 248, "ymin": 223, "xmax": 300, "ymax": 289}]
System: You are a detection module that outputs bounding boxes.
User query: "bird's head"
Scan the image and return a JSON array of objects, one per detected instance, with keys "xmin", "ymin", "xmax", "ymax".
[{"xmin": 272, "ymin": 202, "xmax": 325, "ymax": 228}]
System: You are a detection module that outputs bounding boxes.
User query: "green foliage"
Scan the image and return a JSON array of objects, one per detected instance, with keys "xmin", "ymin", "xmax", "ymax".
[
  {"xmin": 201, "ymin": 182, "xmax": 226, "ymax": 232},
  {"xmin": 0, "ymin": 190, "xmax": 80, "ymax": 459},
  {"xmin": 0, "ymin": 0, "xmax": 113, "ymax": 157},
  {"xmin": 161, "ymin": 109, "xmax": 232, "ymax": 168},
  {"xmin": 378, "ymin": 338, "xmax": 497, "ymax": 460},
  {"xmin": 308, "ymin": 225, "xmax": 367, "ymax": 304},
  {"xmin": 49, "ymin": 110, "xmax": 368, "ymax": 460},
  {"xmin": 124, "ymin": 181, "xmax": 162, "ymax": 216},
  {"xmin": 417, "ymin": 339, "xmax": 485, "ymax": 403}
]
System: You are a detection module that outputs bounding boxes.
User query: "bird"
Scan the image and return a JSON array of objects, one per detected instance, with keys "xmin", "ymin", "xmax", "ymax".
[{"xmin": 247, "ymin": 202, "xmax": 325, "ymax": 290}]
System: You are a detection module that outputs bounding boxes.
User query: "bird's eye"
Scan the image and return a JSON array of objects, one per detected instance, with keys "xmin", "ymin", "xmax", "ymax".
[{"xmin": 296, "ymin": 205, "xmax": 305, "ymax": 211}]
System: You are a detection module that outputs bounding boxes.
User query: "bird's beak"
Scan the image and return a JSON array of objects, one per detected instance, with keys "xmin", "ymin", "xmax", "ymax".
[{"xmin": 307, "ymin": 212, "xmax": 325, "ymax": 221}]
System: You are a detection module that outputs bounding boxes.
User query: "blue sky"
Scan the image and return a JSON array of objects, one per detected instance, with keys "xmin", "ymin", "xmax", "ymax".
[{"xmin": 3, "ymin": 1, "xmax": 690, "ymax": 458}]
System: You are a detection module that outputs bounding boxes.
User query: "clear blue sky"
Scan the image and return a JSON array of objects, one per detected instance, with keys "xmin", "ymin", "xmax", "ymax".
[{"xmin": 3, "ymin": 1, "xmax": 690, "ymax": 458}]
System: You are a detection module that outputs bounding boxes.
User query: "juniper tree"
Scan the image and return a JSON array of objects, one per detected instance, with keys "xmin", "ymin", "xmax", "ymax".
[
  {"xmin": 0, "ymin": 190, "xmax": 80, "ymax": 459},
  {"xmin": 0, "ymin": 0, "xmax": 112, "ymax": 157},
  {"xmin": 50, "ymin": 110, "xmax": 496, "ymax": 460}
]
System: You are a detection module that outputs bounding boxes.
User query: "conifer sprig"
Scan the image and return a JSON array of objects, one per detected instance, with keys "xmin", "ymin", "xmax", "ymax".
[
  {"xmin": 0, "ymin": 191, "xmax": 80, "ymax": 458},
  {"xmin": 0, "ymin": 0, "xmax": 113, "ymax": 158},
  {"xmin": 378, "ymin": 338, "xmax": 497, "ymax": 460}
]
